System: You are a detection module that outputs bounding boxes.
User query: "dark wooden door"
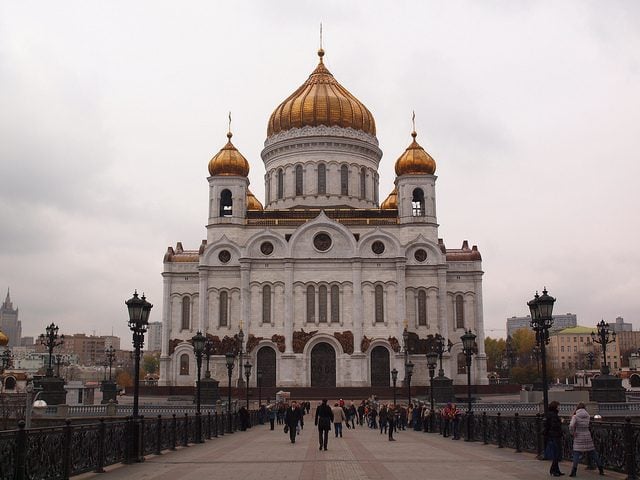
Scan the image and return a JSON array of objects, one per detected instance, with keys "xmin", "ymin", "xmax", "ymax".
[
  {"xmin": 370, "ymin": 346, "xmax": 390, "ymax": 386},
  {"xmin": 257, "ymin": 346, "xmax": 277, "ymax": 387},
  {"xmin": 311, "ymin": 343, "xmax": 336, "ymax": 387}
]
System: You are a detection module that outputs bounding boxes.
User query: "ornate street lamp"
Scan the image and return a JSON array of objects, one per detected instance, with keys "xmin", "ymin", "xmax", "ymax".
[
  {"xmin": 203, "ymin": 337, "xmax": 214, "ymax": 379},
  {"xmin": 426, "ymin": 351, "xmax": 438, "ymax": 432},
  {"xmin": 402, "ymin": 324, "xmax": 410, "ymax": 379},
  {"xmin": 105, "ymin": 346, "xmax": 116, "ymax": 381},
  {"xmin": 531, "ymin": 344, "xmax": 541, "ymax": 375},
  {"xmin": 237, "ymin": 325, "xmax": 244, "ymax": 387},
  {"xmin": 244, "ymin": 361, "xmax": 252, "ymax": 409},
  {"xmin": 433, "ymin": 333, "xmax": 452, "ymax": 377},
  {"xmin": 39, "ymin": 323, "xmax": 64, "ymax": 377},
  {"xmin": 391, "ymin": 368, "xmax": 398, "ymax": 407},
  {"xmin": 528, "ymin": 288, "xmax": 555, "ymax": 414},
  {"xmin": 257, "ymin": 368, "xmax": 263, "ymax": 407},
  {"xmin": 591, "ymin": 319, "xmax": 616, "ymax": 375},
  {"xmin": 225, "ymin": 352, "xmax": 235, "ymax": 433},
  {"xmin": 586, "ymin": 351, "xmax": 595, "ymax": 370},
  {"xmin": 192, "ymin": 330, "xmax": 206, "ymax": 443},
  {"xmin": 405, "ymin": 360, "xmax": 414, "ymax": 405},
  {"xmin": 461, "ymin": 329, "xmax": 477, "ymax": 441}
]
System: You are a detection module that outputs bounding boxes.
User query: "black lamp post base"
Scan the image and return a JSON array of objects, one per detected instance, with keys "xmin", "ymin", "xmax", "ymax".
[
  {"xmin": 34, "ymin": 376, "xmax": 66, "ymax": 405},
  {"xmin": 431, "ymin": 376, "xmax": 454, "ymax": 404},
  {"xmin": 101, "ymin": 380, "xmax": 118, "ymax": 404},
  {"xmin": 590, "ymin": 374, "xmax": 626, "ymax": 402},
  {"xmin": 201, "ymin": 378, "xmax": 220, "ymax": 405}
]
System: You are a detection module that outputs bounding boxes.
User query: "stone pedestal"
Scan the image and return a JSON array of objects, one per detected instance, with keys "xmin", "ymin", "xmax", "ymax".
[
  {"xmin": 34, "ymin": 376, "xmax": 67, "ymax": 405},
  {"xmin": 431, "ymin": 375, "xmax": 454, "ymax": 404},
  {"xmin": 590, "ymin": 374, "xmax": 626, "ymax": 402},
  {"xmin": 201, "ymin": 377, "xmax": 220, "ymax": 405},
  {"xmin": 101, "ymin": 380, "xmax": 118, "ymax": 404}
]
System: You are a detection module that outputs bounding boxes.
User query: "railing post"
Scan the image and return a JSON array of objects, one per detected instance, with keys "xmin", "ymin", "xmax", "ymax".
[
  {"xmin": 124, "ymin": 416, "xmax": 133, "ymax": 464},
  {"xmin": 62, "ymin": 419, "xmax": 72, "ymax": 479},
  {"xmin": 15, "ymin": 420, "xmax": 27, "ymax": 480},
  {"xmin": 214, "ymin": 411, "xmax": 219, "ymax": 438},
  {"xmin": 171, "ymin": 414, "xmax": 177, "ymax": 450},
  {"xmin": 497, "ymin": 412, "xmax": 503, "ymax": 448},
  {"xmin": 95, "ymin": 418, "xmax": 106, "ymax": 473},
  {"xmin": 535, "ymin": 413, "xmax": 544, "ymax": 460},
  {"xmin": 183, "ymin": 413, "xmax": 189, "ymax": 447},
  {"xmin": 624, "ymin": 416, "xmax": 637, "ymax": 480},
  {"xmin": 514, "ymin": 412, "xmax": 521, "ymax": 453},
  {"xmin": 138, "ymin": 415, "xmax": 145, "ymax": 460},
  {"xmin": 155, "ymin": 415, "xmax": 162, "ymax": 455},
  {"xmin": 482, "ymin": 412, "xmax": 488, "ymax": 445},
  {"xmin": 207, "ymin": 411, "xmax": 212, "ymax": 440}
]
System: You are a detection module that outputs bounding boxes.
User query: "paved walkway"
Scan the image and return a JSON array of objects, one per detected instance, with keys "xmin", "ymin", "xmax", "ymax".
[{"xmin": 77, "ymin": 422, "xmax": 624, "ymax": 480}]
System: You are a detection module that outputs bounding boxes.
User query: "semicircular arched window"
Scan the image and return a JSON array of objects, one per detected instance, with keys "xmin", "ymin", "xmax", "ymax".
[
  {"xmin": 412, "ymin": 188, "xmax": 425, "ymax": 216},
  {"xmin": 317, "ymin": 163, "xmax": 326, "ymax": 195}
]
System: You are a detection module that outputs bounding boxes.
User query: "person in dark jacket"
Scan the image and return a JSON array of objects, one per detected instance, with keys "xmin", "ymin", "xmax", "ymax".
[
  {"xmin": 544, "ymin": 401, "xmax": 565, "ymax": 476},
  {"xmin": 315, "ymin": 399, "xmax": 334, "ymax": 451},
  {"xmin": 284, "ymin": 401, "xmax": 302, "ymax": 444}
]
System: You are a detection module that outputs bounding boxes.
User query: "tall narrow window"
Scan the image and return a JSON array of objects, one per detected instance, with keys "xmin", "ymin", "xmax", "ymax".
[
  {"xmin": 340, "ymin": 164, "xmax": 349, "ymax": 196},
  {"xmin": 318, "ymin": 285, "xmax": 327, "ymax": 323},
  {"xmin": 374, "ymin": 285, "xmax": 384, "ymax": 323},
  {"xmin": 330, "ymin": 285, "xmax": 340, "ymax": 323},
  {"xmin": 295, "ymin": 165, "xmax": 303, "ymax": 196},
  {"xmin": 262, "ymin": 285, "xmax": 271, "ymax": 324},
  {"xmin": 360, "ymin": 167, "xmax": 366, "ymax": 199},
  {"xmin": 219, "ymin": 291, "xmax": 228, "ymax": 327},
  {"xmin": 374, "ymin": 175, "xmax": 379, "ymax": 204},
  {"xmin": 220, "ymin": 189, "xmax": 232, "ymax": 217},
  {"xmin": 417, "ymin": 290, "xmax": 427, "ymax": 326},
  {"xmin": 455, "ymin": 295, "xmax": 464, "ymax": 329},
  {"xmin": 277, "ymin": 169, "xmax": 284, "ymax": 199},
  {"xmin": 306, "ymin": 285, "xmax": 315, "ymax": 323},
  {"xmin": 266, "ymin": 175, "xmax": 271, "ymax": 204},
  {"xmin": 457, "ymin": 352, "xmax": 467, "ymax": 374},
  {"xmin": 181, "ymin": 297, "xmax": 190, "ymax": 330},
  {"xmin": 180, "ymin": 354, "xmax": 189, "ymax": 375},
  {"xmin": 412, "ymin": 188, "xmax": 425, "ymax": 216},
  {"xmin": 317, "ymin": 163, "xmax": 326, "ymax": 194}
]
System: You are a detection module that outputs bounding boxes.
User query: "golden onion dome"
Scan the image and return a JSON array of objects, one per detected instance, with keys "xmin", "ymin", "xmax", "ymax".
[
  {"xmin": 267, "ymin": 49, "xmax": 376, "ymax": 137},
  {"xmin": 247, "ymin": 189, "xmax": 264, "ymax": 210},
  {"xmin": 394, "ymin": 131, "xmax": 436, "ymax": 176},
  {"xmin": 380, "ymin": 187, "xmax": 398, "ymax": 210},
  {"xmin": 0, "ymin": 329, "xmax": 8, "ymax": 347},
  {"xmin": 208, "ymin": 132, "xmax": 250, "ymax": 177}
]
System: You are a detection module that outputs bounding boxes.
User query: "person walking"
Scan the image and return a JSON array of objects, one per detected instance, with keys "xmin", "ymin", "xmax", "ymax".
[
  {"xmin": 332, "ymin": 402, "xmax": 346, "ymax": 437},
  {"xmin": 544, "ymin": 401, "xmax": 565, "ymax": 476},
  {"xmin": 315, "ymin": 399, "xmax": 333, "ymax": 451},
  {"xmin": 357, "ymin": 401, "xmax": 365, "ymax": 426},
  {"xmin": 268, "ymin": 405, "xmax": 276, "ymax": 430},
  {"xmin": 284, "ymin": 401, "xmax": 302, "ymax": 444},
  {"xmin": 569, "ymin": 403, "xmax": 604, "ymax": 477},
  {"xmin": 387, "ymin": 404, "xmax": 396, "ymax": 441},
  {"xmin": 379, "ymin": 404, "xmax": 388, "ymax": 434}
]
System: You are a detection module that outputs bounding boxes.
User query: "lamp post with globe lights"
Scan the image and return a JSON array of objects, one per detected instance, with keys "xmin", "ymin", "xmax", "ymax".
[
  {"xmin": 527, "ymin": 288, "xmax": 555, "ymax": 414},
  {"xmin": 225, "ymin": 352, "xmax": 235, "ymax": 433},
  {"xmin": 461, "ymin": 329, "xmax": 477, "ymax": 441},
  {"xmin": 426, "ymin": 351, "xmax": 438, "ymax": 432},
  {"xmin": 590, "ymin": 319, "xmax": 625, "ymax": 402},
  {"xmin": 391, "ymin": 368, "xmax": 398, "ymax": 407},
  {"xmin": 192, "ymin": 330, "xmax": 206, "ymax": 443}
]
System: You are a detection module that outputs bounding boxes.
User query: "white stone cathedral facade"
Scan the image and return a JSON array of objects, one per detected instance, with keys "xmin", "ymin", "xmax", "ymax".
[{"xmin": 159, "ymin": 48, "xmax": 488, "ymax": 389}]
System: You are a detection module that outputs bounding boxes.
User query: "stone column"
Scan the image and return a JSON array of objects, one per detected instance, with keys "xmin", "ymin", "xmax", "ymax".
[
  {"xmin": 396, "ymin": 262, "xmax": 406, "ymax": 339},
  {"xmin": 240, "ymin": 260, "xmax": 251, "ymax": 332},
  {"xmin": 159, "ymin": 274, "xmax": 172, "ymax": 386},
  {"xmin": 474, "ymin": 275, "xmax": 488, "ymax": 384},
  {"xmin": 284, "ymin": 262, "xmax": 294, "ymax": 354},
  {"xmin": 352, "ymin": 261, "xmax": 363, "ymax": 354},
  {"xmin": 198, "ymin": 270, "xmax": 208, "ymax": 333}
]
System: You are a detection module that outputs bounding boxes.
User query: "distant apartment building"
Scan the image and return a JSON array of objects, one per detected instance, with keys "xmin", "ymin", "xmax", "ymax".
[
  {"xmin": 506, "ymin": 313, "xmax": 577, "ymax": 338},
  {"xmin": 146, "ymin": 322, "xmax": 162, "ymax": 353},
  {"xmin": 616, "ymin": 330, "xmax": 640, "ymax": 367},
  {"xmin": 35, "ymin": 333, "xmax": 122, "ymax": 366},
  {"xmin": 547, "ymin": 325, "xmax": 622, "ymax": 373},
  {"xmin": 610, "ymin": 316, "xmax": 633, "ymax": 333},
  {"xmin": 0, "ymin": 289, "xmax": 21, "ymax": 347}
]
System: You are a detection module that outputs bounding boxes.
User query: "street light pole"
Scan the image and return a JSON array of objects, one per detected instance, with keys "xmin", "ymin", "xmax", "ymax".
[
  {"xmin": 257, "ymin": 369, "xmax": 263, "ymax": 407},
  {"xmin": 461, "ymin": 329, "xmax": 476, "ymax": 441},
  {"xmin": 433, "ymin": 334, "xmax": 451, "ymax": 377},
  {"xmin": 105, "ymin": 346, "xmax": 116, "ymax": 381},
  {"xmin": 204, "ymin": 338, "xmax": 214, "ymax": 379},
  {"xmin": 426, "ymin": 351, "xmax": 438, "ymax": 432},
  {"xmin": 244, "ymin": 361, "xmax": 252, "ymax": 409},
  {"xmin": 237, "ymin": 326, "xmax": 244, "ymax": 387},
  {"xmin": 192, "ymin": 331, "xmax": 205, "ymax": 443},
  {"xmin": 391, "ymin": 368, "xmax": 398, "ymax": 407},
  {"xmin": 591, "ymin": 319, "xmax": 616, "ymax": 375},
  {"xmin": 528, "ymin": 288, "xmax": 556, "ymax": 415},
  {"xmin": 225, "ymin": 352, "xmax": 235, "ymax": 433},
  {"xmin": 39, "ymin": 323, "xmax": 64, "ymax": 378},
  {"xmin": 405, "ymin": 361, "xmax": 414, "ymax": 406}
]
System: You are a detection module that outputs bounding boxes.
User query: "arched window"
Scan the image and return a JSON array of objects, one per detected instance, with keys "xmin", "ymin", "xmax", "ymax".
[
  {"xmin": 457, "ymin": 352, "xmax": 467, "ymax": 374},
  {"xmin": 277, "ymin": 169, "xmax": 284, "ymax": 199},
  {"xmin": 317, "ymin": 163, "xmax": 326, "ymax": 194},
  {"xmin": 318, "ymin": 285, "xmax": 327, "ymax": 323},
  {"xmin": 330, "ymin": 285, "xmax": 340, "ymax": 323},
  {"xmin": 374, "ymin": 285, "xmax": 384, "ymax": 323},
  {"xmin": 417, "ymin": 290, "xmax": 427, "ymax": 326},
  {"xmin": 180, "ymin": 354, "xmax": 190, "ymax": 375},
  {"xmin": 455, "ymin": 295, "xmax": 465, "ymax": 329},
  {"xmin": 181, "ymin": 296, "xmax": 190, "ymax": 330},
  {"xmin": 306, "ymin": 285, "xmax": 315, "ymax": 323},
  {"xmin": 219, "ymin": 291, "xmax": 228, "ymax": 327},
  {"xmin": 295, "ymin": 165, "xmax": 303, "ymax": 196},
  {"xmin": 360, "ymin": 167, "xmax": 366, "ymax": 199},
  {"xmin": 340, "ymin": 164, "xmax": 349, "ymax": 196},
  {"xmin": 262, "ymin": 285, "xmax": 271, "ymax": 324},
  {"xmin": 220, "ymin": 189, "xmax": 232, "ymax": 217},
  {"xmin": 412, "ymin": 188, "xmax": 425, "ymax": 216}
]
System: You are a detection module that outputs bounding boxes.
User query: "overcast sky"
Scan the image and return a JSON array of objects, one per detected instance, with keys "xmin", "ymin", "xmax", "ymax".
[{"xmin": 1, "ymin": 1, "xmax": 639, "ymax": 347}]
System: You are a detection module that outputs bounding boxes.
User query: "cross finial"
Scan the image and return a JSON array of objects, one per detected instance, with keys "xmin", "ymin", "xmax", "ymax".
[{"xmin": 227, "ymin": 111, "xmax": 232, "ymax": 139}]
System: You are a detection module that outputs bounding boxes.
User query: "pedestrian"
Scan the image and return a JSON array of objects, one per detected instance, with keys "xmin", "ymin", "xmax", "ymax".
[
  {"xmin": 357, "ymin": 401, "xmax": 365, "ymax": 426},
  {"xmin": 569, "ymin": 403, "xmax": 604, "ymax": 477},
  {"xmin": 284, "ymin": 401, "xmax": 302, "ymax": 444},
  {"xmin": 315, "ymin": 399, "xmax": 333, "ymax": 451},
  {"xmin": 544, "ymin": 400, "xmax": 565, "ymax": 477},
  {"xmin": 347, "ymin": 401, "xmax": 357, "ymax": 429},
  {"xmin": 332, "ymin": 402, "xmax": 346, "ymax": 437},
  {"xmin": 379, "ymin": 404, "xmax": 388, "ymax": 434},
  {"xmin": 387, "ymin": 404, "xmax": 396, "ymax": 441},
  {"xmin": 268, "ymin": 405, "xmax": 276, "ymax": 430}
]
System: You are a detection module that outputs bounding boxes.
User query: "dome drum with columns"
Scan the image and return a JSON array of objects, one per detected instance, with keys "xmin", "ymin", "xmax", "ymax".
[{"xmin": 159, "ymin": 48, "xmax": 487, "ymax": 389}]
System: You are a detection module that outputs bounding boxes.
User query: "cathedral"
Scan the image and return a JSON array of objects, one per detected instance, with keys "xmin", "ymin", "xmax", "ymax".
[{"xmin": 158, "ymin": 47, "xmax": 488, "ymax": 389}]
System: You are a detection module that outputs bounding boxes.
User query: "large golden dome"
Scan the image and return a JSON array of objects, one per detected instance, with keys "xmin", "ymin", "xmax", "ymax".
[
  {"xmin": 394, "ymin": 131, "xmax": 436, "ymax": 176},
  {"xmin": 267, "ymin": 49, "xmax": 376, "ymax": 137},
  {"xmin": 0, "ymin": 329, "xmax": 8, "ymax": 347},
  {"xmin": 208, "ymin": 132, "xmax": 250, "ymax": 177},
  {"xmin": 247, "ymin": 189, "xmax": 263, "ymax": 210},
  {"xmin": 380, "ymin": 187, "xmax": 398, "ymax": 209}
]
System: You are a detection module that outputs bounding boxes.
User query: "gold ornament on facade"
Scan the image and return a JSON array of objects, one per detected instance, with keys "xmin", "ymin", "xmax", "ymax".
[
  {"xmin": 380, "ymin": 187, "xmax": 398, "ymax": 210},
  {"xmin": 394, "ymin": 130, "xmax": 436, "ymax": 176},
  {"xmin": 267, "ymin": 49, "xmax": 376, "ymax": 137},
  {"xmin": 208, "ymin": 131, "xmax": 250, "ymax": 177},
  {"xmin": 246, "ymin": 189, "xmax": 264, "ymax": 211}
]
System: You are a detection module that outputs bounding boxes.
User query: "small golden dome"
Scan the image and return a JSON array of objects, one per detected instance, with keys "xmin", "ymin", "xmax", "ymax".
[
  {"xmin": 247, "ymin": 189, "xmax": 263, "ymax": 210},
  {"xmin": 394, "ymin": 131, "xmax": 436, "ymax": 176},
  {"xmin": 208, "ymin": 132, "xmax": 250, "ymax": 177},
  {"xmin": 0, "ymin": 329, "xmax": 8, "ymax": 347},
  {"xmin": 267, "ymin": 50, "xmax": 376, "ymax": 137},
  {"xmin": 380, "ymin": 187, "xmax": 398, "ymax": 209}
]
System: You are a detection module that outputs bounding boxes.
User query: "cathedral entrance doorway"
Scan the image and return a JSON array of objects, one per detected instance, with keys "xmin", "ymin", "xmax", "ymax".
[
  {"xmin": 310, "ymin": 342, "xmax": 336, "ymax": 387},
  {"xmin": 256, "ymin": 347, "xmax": 277, "ymax": 387},
  {"xmin": 370, "ymin": 346, "xmax": 390, "ymax": 386}
]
